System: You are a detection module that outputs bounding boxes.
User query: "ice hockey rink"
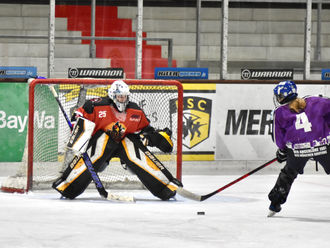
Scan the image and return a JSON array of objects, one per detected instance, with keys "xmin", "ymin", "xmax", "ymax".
[{"xmin": 1, "ymin": 162, "xmax": 330, "ymax": 248}]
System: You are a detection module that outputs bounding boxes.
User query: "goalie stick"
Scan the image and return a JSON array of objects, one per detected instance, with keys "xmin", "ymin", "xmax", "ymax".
[
  {"xmin": 49, "ymin": 85, "xmax": 134, "ymax": 202},
  {"xmin": 177, "ymin": 158, "xmax": 278, "ymax": 201}
]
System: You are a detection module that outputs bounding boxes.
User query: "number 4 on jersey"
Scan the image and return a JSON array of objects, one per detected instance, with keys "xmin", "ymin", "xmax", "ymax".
[{"xmin": 295, "ymin": 112, "xmax": 312, "ymax": 132}]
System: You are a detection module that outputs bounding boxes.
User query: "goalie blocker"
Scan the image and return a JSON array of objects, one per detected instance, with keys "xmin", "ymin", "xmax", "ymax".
[{"xmin": 53, "ymin": 117, "xmax": 177, "ymax": 200}]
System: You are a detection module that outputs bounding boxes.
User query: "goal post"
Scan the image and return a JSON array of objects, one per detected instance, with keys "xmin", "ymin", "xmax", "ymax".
[{"xmin": 1, "ymin": 79, "xmax": 183, "ymax": 193}]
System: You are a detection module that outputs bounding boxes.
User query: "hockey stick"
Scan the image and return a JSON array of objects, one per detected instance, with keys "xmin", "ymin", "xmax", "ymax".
[
  {"xmin": 177, "ymin": 158, "xmax": 278, "ymax": 201},
  {"xmin": 49, "ymin": 85, "xmax": 134, "ymax": 202},
  {"xmin": 126, "ymin": 134, "xmax": 183, "ymax": 187}
]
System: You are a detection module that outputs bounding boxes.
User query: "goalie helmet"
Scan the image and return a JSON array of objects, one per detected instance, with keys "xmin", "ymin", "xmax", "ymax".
[
  {"xmin": 273, "ymin": 80, "xmax": 298, "ymax": 105},
  {"xmin": 108, "ymin": 80, "xmax": 130, "ymax": 112}
]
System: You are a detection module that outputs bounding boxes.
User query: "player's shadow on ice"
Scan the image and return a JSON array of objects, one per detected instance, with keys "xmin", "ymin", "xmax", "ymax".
[{"xmin": 273, "ymin": 216, "xmax": 330, "ymax": 223}]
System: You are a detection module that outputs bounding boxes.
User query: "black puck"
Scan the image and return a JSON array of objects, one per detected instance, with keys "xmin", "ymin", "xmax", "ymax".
[{"xmin": 197, "ymin": 211, "xmax": 205, "ymax": 215}]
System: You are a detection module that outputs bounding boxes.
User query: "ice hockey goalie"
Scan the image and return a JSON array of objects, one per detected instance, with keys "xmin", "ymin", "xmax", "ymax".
[{"xmin": 52, "ymin": 80, "xmax": 178, "ymax": 200}]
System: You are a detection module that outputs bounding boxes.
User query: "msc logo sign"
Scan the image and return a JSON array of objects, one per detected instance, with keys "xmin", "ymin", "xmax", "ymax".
[{"xmin": 170, "ymin": 97, "xmax": 212, "ymax": 149}]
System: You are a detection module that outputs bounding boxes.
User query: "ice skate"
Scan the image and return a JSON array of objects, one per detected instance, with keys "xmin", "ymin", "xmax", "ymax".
[{"xmin": 267, "ymin": 203, "xmax": 281, "ymax": 217}]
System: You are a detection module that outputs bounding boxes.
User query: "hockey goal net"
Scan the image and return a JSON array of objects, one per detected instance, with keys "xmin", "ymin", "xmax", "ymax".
[{"xmin": 1, "ymin": 79, "xmax": 183, "ymax": 193}]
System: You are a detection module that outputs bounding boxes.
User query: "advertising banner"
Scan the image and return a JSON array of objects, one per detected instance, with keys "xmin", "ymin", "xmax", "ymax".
[
  {"xmin": 0, "ymin": 66, "xmax": 37, "ymax": 79},
  {"xmin": 2, "ymin": 80, "xmax": 329, "ymax": 162},
  {"xmin": 0, "ymin": 83, "xmax": 28, "ymax": 161},
  {"xmin": 321, "ymin": 69, "xmax": 330, "ymax": 80},
  {"xmin": 0, "ymin": 83, "xmax": 59, "ymax": 162},
  {"xmin": 155, "ymin": 67, "xmax": 208, "ymax": 79},
  {"xmin": 215, "ymin": 83, "xmax": 330, "ymax": 160},
  {"xmin": 68, "ymin": 68, "xmax": 124, "ymax": 78},
  {"xmin": 180, "ymin": 84, "xmax": 216, "ymax": 160},
  {"xmin": 241, "ymin": 69, "xmax": 293, "ymax": 80}
]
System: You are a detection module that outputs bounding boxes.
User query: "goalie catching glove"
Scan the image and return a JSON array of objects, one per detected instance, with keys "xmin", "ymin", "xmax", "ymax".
[{"xmin": 142, "ymin": 128, "xmax": 173, "ymax": 153}]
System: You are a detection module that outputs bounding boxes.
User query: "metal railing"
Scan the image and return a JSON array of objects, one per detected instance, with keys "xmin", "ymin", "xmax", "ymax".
[{"xmin": 0, "ymin": 34, "xmax": 173, "ymax": 66}]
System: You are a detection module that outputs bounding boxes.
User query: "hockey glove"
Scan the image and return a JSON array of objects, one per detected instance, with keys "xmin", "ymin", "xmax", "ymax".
[
  {"xmin": 276, "ymin": 148, "xmax": 288, "ymax": 163},
  {"xmin": 161, "ymin": 127, "xmax": 172, "ymax": 137},
  {"xmin": 142, "ymin": 128, "xmax": 173, "ymax": 153}
]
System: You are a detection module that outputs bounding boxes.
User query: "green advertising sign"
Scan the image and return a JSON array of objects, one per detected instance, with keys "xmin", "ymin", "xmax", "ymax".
[
  {"xmin": 0, "ymin": 83, "xmax": 28, "ymax": 162},
  {"xmin": 33, "ymin": 84, "xmax": 59, "ymax": 162},
  {"xmin": 0, "ymin": 83, "xmax": 59, "ymax": 162}
]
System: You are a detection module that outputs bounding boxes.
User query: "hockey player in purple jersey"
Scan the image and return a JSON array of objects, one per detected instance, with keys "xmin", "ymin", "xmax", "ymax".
[{"xmin": 268, "ymin": 80, "xmax": 330, "ymax": 217}]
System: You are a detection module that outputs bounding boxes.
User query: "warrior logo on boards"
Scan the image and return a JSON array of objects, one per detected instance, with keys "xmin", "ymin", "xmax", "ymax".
[{"xmin": 170, "ymin": 96, "xmax": 212, "ymax": 149}]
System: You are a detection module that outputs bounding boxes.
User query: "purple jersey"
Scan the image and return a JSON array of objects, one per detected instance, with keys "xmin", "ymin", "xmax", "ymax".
[{"xmin": 273, "ymin": 96, "xmax": 330, "ymax": 150}]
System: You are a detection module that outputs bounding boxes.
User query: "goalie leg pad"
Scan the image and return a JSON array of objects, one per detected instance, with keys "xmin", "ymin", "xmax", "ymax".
[
  {"xmin": 52, "ymin": 156, "xmax": 92, "ymax": 199},
  {"xmin": 125, "ymin": 160, "xmax": 176, "ymax": 200},
  {"xmin": 119, "ymin": 138, "xmax": 176, "ymax": 200},
  {"xmin": 53, "ymin": 132, "xmax": 120, "ymax": 199}
]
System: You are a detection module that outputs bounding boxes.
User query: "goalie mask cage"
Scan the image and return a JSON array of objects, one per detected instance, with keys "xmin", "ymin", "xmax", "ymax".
[{"xmin": 1, "ymin": 79, "xmax": 183, "ymax": 193}]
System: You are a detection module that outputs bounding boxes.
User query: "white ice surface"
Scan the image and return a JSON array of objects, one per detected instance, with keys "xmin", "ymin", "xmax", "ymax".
[{"xmin": 1, "ymin": 174, "xmax": 330, "ymax": 248}]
